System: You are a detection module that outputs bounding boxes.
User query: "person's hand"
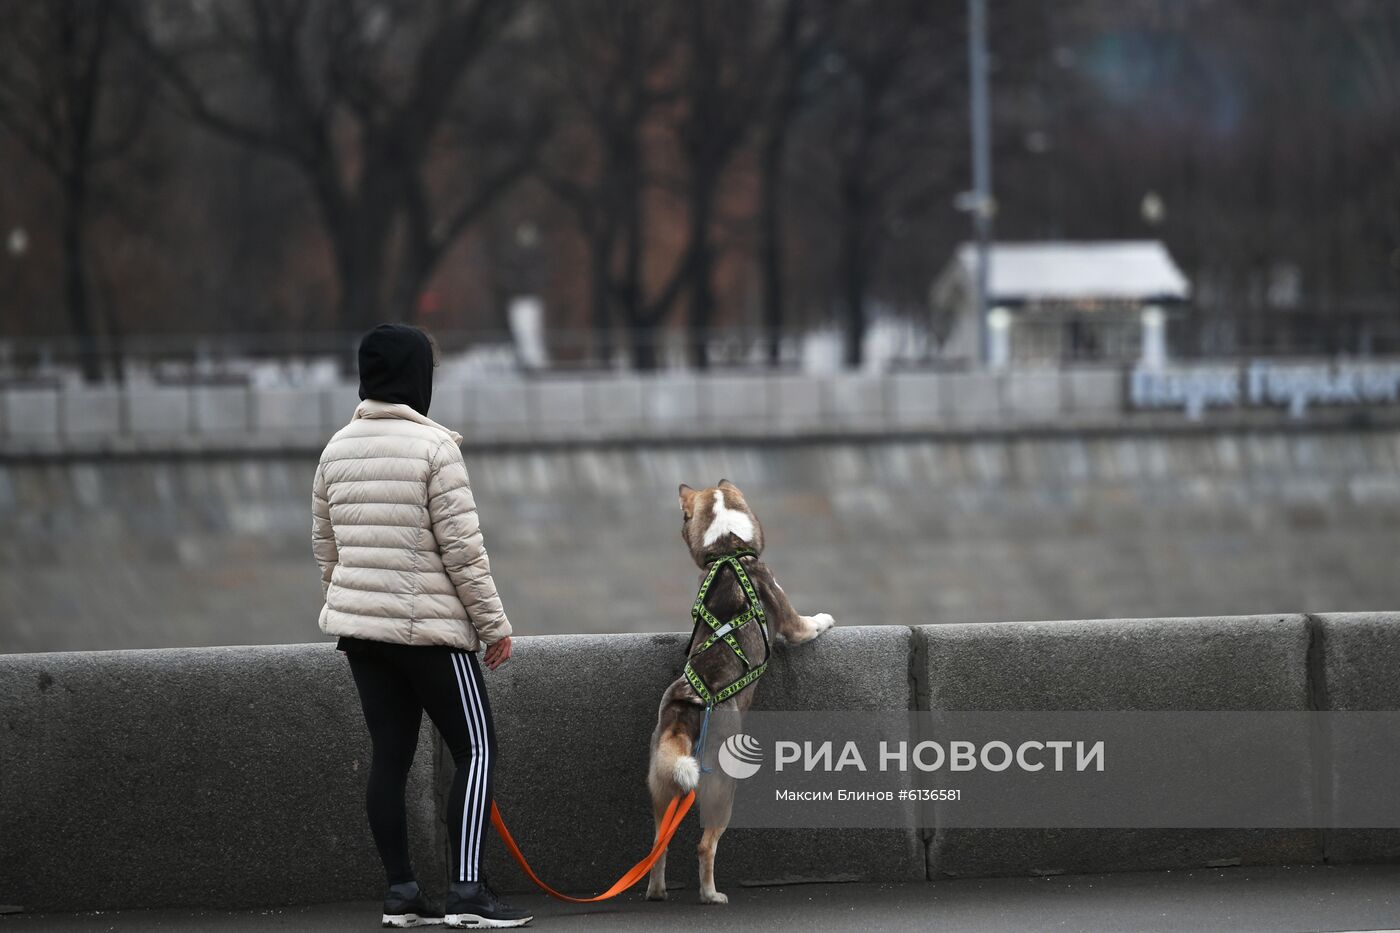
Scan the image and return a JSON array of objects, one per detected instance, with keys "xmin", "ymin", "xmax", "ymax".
[{"xmin": 483, "ymin": 636, "xmax": 512, "ymax": 670}]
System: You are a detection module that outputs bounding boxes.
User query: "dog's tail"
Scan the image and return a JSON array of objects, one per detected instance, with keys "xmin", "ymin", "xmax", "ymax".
[
  {"xmin": 653, "ymin": 723, "xmax": 700, "ymax": 793},
  {"xmin": 672, "ymin": 755, "xmax": 700, "ymax": 791}
]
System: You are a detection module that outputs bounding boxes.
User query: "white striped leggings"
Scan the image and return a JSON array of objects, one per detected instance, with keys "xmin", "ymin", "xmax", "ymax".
[{"xmin": 342, "ymin": 637, "xmax": 496, "ymax": 886}]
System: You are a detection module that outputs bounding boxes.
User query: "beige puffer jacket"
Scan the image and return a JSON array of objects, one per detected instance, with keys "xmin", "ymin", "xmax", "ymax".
[{"xmin": 312, "ymin": 399, "xmax": 512, "ymax": 650}]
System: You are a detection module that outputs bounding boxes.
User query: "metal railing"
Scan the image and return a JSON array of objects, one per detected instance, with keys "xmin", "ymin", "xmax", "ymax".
[{"xmin": 6, "ymin": 311, "xmax": 1400, "ymax": 388}]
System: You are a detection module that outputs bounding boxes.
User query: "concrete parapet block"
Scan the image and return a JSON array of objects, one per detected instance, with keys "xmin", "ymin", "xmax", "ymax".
[
  {"xmin": 1063, "ymin": 365, "xmax": 1124, "ymax": 416},
  {"xmin": 770, "ymin": 375, "xmax": 826, "ymax": 433},
  {"xmin": 757, "ymin": 624, "xmax": 913, "ymax": 714},
  {"xmin": 320, "ymin": 384, "xmax": 362, "ymax": 436},
  {"xmin": 942, "ymin": 373, "xmax": 1003, "ymax": 427},
  {"xmin": 192, "ymin": 385, "xmax": 251, "ymax": 436},
  {"xmin": 252, "ymin": 387, "xmax": 323, "ymax": 437},
  {"xmin": 700, "ymin": 376, "xmax": 772, "ymax": 436},
  {"xmin": 826, "ymin": 375, "xmax": 886, "ymax": 430},
  {"xmin": 125, "ymin": 387, "xmax": 193, "ymax": 435},
  {"xmin": 476, "ymin": 631, "xmax": 692, "ymax": 897},
  {"xmin": 470, "ymin": 379, "xmax": 531, "ymax": 440},
  {"xmin": 0, "ymin": 644, "xmax": 440, "ymax": 912},
  {"xmin": 60, "ymin": 388, "xmax": 124, "ymax": 437},
  {"xmin": 643, "ymin": 376, "xmax": 700, "ymax": 435},
  {"xmin": 533, "ymin": 379, "xmax": 590, "ymax": 437},
  {"xmin": 738, "ymin": 626, "xmax": 925, "ymax": 885},
  {"xmin": 479, "ymin": 626, "xmax": 924, "ymax": 897},
  {"xmin": 2, "ymin": 387, "xmax": 58, "ymax": 441},
  {"xmin": 917, "ymin": 615, "xmax": 1319, "ymax": 878},
  {"xmin": 589, "ymin": 377, "xmax": 646, "ymax": 438},
  {"xmin": 1317, "ymin": 613, "xmax": 1400, "ymax": 710},
  {"xmin": 424, "ymin": 383, "xmax": 469, "ymax": 438},
  {"xmin": 889, "ymin": 373, "xmax": 944, "ymax": 430},
  {"xmin": 1316, "ymin": 612, "xmax": 1400, "ymax": 863},
  {"xmin": 920, "ymin": 615, "xmax": 1310, "ymax": 711},
  {"xmin": 1004, "ymin": 370, "xmax": 1063, "ymax": 421}
]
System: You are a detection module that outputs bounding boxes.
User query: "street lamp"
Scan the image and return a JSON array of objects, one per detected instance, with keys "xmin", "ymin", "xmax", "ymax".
[
  {"xmin": 967, "ymin": 0, "xmax": 993, "ymax": 368},
  {"xmin": 1141, "ymin": 191, "xmax": 1166, "ymax": 226}
]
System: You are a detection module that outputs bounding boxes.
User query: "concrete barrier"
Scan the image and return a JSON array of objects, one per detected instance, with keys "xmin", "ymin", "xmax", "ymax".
[
  {"xmin": 319, "ymin": 384, "xmax": 363, "ymax": 436},
  {"xmin": 643, "ymin": 376, "xmax": 700, "ymax": 435},
  {"xmin": 1317, "ymin": 612, "xmax": 1400, "ymax": 863},
  {"xmin": 826, "ymin": 375, "xmax": 886, "ymax": 430},
  {"xmin": 1062, "ymin": 366, "xmax": 1123, "ymax": 416},
  {"xmin": 471, "ymin": 380, "xmax": 531, "ymax": 438},
  {"xmin": 5, "ymin": 388, "xmax": 59, "ymax": 438},
  {"xmin": 531, "ymin": 381, "xmax": 590, "ymax": 439},
  {"xmin": 770, "ymin": 375, "xmax": 825, "ymax": 433},
  {"xmin": 1005, "ymin": 370, "xmax": 1063, "ymax": 420},
  {"xmin": 126, "ymin": 387, "xmax": 193, "ymax": 435},
  {"xmin": 191, "ymin": 385, "xmax": 250, "ymax": 435},
  {"xmin": 18, "ymin": 369, "xmax": 1400, "ymax": 455},
  {"xmin": 890, "ymin": 373, "xmax": 943, "ymax": 430},
  {"xmin": 480, "ymin": 626, "xmax": 923, "ymax": 895},
  {"xmin": 6, "ymin": 614, "xmax": 1400, "ymax": 914},
  {"xmin": 701, "ymin": 376, "xmax": 771, "ymax": 436},
  {"xmin": 252, "ymin": 388, "xmax": 322, "ymax": 437},
  {"xmin": 917, "ymin": 616, "xmax": 1321, "ymax": 878},
  {"xmin": 421, "ymin": 383, "xmax": 468, "ymax": 437},
  {"xmin": 590, "ymin": 378, "xmax": 646, "ymax": 438},
  {"xmin": 943, "ymin": 373, "xmax": 1002, "ymax": 427},
  {"xmin": 60, "ymin": 388, "xmax": 124, "ymax": 438},
  {"xmin": 0, "ymin": 644, "xmax": 441, "ymax": 912}
]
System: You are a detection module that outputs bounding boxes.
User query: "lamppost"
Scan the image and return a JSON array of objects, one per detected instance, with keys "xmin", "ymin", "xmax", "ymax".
[
  {"xmin": 966, "ymin": 0, "xmax": 994, "ymax": 368},
  {"xmin": 4, "ymin": 227, "xmax": 28, "ymax": 376}
]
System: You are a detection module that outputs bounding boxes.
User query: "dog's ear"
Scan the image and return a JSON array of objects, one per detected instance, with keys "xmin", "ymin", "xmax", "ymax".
[
  {"xmin": 678, "ymin": 483, "xmax": 696, "ymax": 514},
  {"xmin": 718, "ymin": 478, "xmax": 737, "ymax": 491}
]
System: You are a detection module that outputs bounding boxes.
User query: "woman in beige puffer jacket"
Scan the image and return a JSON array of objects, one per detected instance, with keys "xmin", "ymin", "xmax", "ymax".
[
  {"xmin": 312, "ymin": 323, "xmax": 530, "ymax": 928},
  {"xmin": 312, "ymin": 395, "xmax": 512, "ymax": 651}
]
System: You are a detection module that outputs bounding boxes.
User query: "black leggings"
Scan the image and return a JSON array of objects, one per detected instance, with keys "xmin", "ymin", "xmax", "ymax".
[{"xmin": 344, "ymin": 638, "xmax": 497, "ymax": 885}]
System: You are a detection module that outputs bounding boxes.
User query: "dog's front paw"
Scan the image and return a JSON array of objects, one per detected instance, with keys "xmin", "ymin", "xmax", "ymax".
[
  {"xmin": 646, "ymin": 883, "xmax": 669, "ymax": 901},
  {"xmin": 699, "ymin": 889, "xmax": 729, "ymax": 905},
  {"xmin": 789, "ymin": 612, "xmax": 836, "ymax": 645}
]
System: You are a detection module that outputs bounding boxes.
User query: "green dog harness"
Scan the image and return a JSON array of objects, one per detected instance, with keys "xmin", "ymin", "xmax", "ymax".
[{"xmin": 682, "ymin": 549, "xmax": 771, "ymax": 707}]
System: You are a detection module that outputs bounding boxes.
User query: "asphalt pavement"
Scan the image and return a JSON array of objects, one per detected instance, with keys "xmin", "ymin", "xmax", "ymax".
[{"xmin": 4, "ymin": 864, "xmax": 1400, "ymax": 932}]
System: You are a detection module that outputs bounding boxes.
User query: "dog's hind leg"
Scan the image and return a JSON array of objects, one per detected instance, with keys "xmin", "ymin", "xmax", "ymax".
[
  {"xmin": 647, "ymin": 722, "xmax": 694, "ymax": 901},
  {"xmin": 645, "ymin": 790, "xmax": 673, "ymax": 900},
  {"xmin": 697, "ymin": 825, "xmax": 729, "ymax": 905},
  {"xmin": 696, "ymin": 775, "xmax": 734, "ymax": 905}
]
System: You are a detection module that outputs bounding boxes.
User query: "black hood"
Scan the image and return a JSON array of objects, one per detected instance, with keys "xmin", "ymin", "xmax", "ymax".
[{"xmin": 357, "ymin": 324, "xmax": 434, "ymax": 416}]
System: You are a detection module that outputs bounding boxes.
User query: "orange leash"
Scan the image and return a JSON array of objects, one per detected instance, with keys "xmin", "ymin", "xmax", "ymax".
[{"xmin": 490, "ymin": 790, "xmax": 695, "ymax": 903}]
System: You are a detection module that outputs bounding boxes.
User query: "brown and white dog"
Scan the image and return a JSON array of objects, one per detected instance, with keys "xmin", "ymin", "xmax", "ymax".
[{"xmin": 646, "ymin": 479, "xmax": 836, "ymax": 905}]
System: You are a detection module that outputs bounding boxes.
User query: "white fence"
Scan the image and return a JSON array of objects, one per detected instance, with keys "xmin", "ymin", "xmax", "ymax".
[
  {"xmin": 3, "ymin": 362, "xmax": 1399, "ymax": 453},
  {"xmin": 0, "ymin": 368, "xmax": 1119, "ymax": 452}
]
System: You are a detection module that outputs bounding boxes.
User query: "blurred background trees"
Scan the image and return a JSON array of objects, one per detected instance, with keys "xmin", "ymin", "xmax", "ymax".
[
  {"xmin": 1, "ymin": 0, "xmax": 1399, "ymax": 377},
  {"xmin": 0, "ymin": 0, "xmax": 153, "ymax": 382}
]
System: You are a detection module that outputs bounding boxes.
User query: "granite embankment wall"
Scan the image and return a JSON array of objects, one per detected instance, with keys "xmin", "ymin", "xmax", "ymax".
[
  {"xmin": 2, "ymin": 615, "xmax": 1398, "ymax": 913},
  {"xmin": 4, "ymin": 425, "xmax": 1400, "ymax": 653}
]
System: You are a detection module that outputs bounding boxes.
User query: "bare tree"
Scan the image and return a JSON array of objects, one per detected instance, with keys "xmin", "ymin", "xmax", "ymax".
[
  {"xmin": 755, "ymin": 0, "xmax": 829, "ymax": 367},
  {"xmin": 798, "ymin": 0, "xmax": 956, "ymax": 368},
  {"xmin": 542, "ymin": 0, "xmax": 790, "ymax": 370},
  {"xmin": 670, "ymin": 0, "xmax": 782, "ymax": 369},
  {"xmin": 129, "ymin": 0, "xmax": 547, "ymax": 333},
  {"xmin": 0, "ymin": 0, "xmax": 150, "ymax": 382},
  {"xmin": 537, "ymin": 0, "xmax": 681, "ymax": 369},
  {"xmin": 1327, "ymin": 0, "xmax": 1400, "ymax": 326}
]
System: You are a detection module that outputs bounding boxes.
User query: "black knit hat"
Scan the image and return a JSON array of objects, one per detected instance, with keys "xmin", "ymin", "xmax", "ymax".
[{"xmin": 357, "ymin": 324, "xmax": 435, "ymax": 416}]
